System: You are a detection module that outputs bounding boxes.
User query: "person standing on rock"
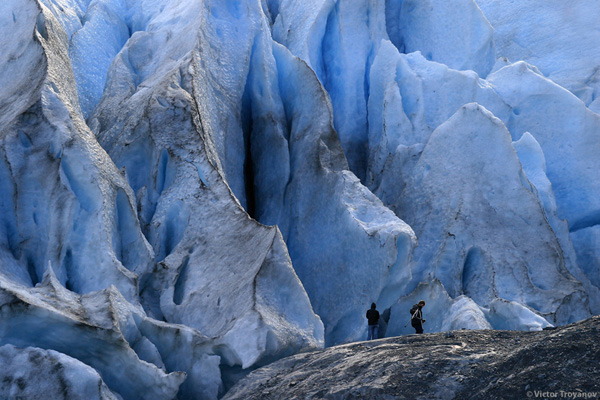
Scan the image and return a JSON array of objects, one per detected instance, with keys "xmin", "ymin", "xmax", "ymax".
[
  {"xmin": 366, "ymin": 303, "xmax": 380, "ymax": 340},
  {"xmin": 410, "ymin": 300, "xmax": 426, "ymax": 334}
]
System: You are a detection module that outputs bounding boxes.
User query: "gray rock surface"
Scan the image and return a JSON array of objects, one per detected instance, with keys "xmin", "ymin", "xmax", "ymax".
[{"xmin": 224, "ymin": 316, "xmax": 600, "ymax": 400}]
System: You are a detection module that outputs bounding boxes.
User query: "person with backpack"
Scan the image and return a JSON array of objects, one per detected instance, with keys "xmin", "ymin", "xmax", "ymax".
[
  {"xmin": 366, "ymin": 303, "xmax": 380, "ymax": 340},
  {"xmin": 410, "ymin": 300, "xmax": 426, "ymax": 334}
]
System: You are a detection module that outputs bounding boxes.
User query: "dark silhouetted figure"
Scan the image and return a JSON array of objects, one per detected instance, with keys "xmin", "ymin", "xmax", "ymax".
[
  {"xmin": 366, "ymin": 303, "xmax": 380, "ymax": 340},
  {"xmin": 410, "ymin": 300, "xmax": 426, "ymax": 334}
]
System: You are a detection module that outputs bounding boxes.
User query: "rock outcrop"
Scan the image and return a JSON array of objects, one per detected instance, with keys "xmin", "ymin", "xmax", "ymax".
[{"xmin": 224, "ymin": 316, "xmax": 600, "ymax": 400}]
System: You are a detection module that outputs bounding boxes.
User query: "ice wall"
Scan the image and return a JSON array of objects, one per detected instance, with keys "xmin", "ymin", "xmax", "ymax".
[
  {"xmin": 0, "ymin": 0, "xmax": 599, "ymax": 397},
  {"xmin": 0, "ymin": 0, "xmax": 326, "ymax": 398},
  {"xmin": 271, "ymin": 0, "xmax": 598, "ymax": 328},
  {"xmin": 475, "ymin": 0, "xmax": 600, "ymax": 107}
]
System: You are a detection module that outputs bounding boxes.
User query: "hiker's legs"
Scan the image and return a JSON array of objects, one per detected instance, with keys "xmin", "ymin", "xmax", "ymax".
[
  {"xmin": 411, "ymin": 320, "xmax": 423, "ymax": 334},
  {"xmin": 368, "ymin": 325, "xmax": 378, "ymax": 340}
]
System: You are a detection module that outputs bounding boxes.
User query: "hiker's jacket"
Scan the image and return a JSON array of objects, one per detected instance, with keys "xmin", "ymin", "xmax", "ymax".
[
  {"xmin": 411, "ymin": 306, "xmax": 423, "ymax": 322},
  {"xmin": 366, "ymin": 309, "xmax": 380, "ymax": 325}
]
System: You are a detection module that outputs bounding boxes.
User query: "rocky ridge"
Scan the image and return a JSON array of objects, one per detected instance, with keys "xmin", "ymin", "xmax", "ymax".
[{"xmin": 224, "ymin": 316, "xmax": 600, "ymax": 400}]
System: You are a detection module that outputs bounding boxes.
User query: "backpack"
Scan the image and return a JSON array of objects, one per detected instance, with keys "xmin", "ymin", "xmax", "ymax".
[{"xmin": 409, "ymin": 305, "xmax": 418, "ymax": 317}]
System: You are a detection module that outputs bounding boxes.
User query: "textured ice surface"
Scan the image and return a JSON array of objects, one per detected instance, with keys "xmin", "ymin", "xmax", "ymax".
[
  {"xmin": 273, "ymin": 0, "xmax": 388, "ymax": 180},
  {"xmin": 488, "ymin": 62, "xmax": 600, "ymax": 227},
  {"xmin": 366, "ymin": 40, "xmax": 509, "ymax": 207},
  {"xmin": 0, "ymin": 0, "xmax": 47, "ymax": 133},
  {"xmin": 0, "ymin": 344, "xmax": 120, "ymax": 400},
  {"xmin": 90, "ymin": 0, "xmax": 325, "ymax": 371},
  {"xmin": 1, "ymin": 0, "xmax": 599, "ymax": 397},
  {"xmin": 386, "ymin": 0, "xmax": 495, "ymax": 77},
  {"xmin": 266, "ymin": 42, "xmax": 415, "ymax": 345},
  {"xmin": 386, "ymin": 280, "xmax": 492, "ymax": 337},
  {"xmin": 0, "ymin": 0, "xmax": 152, "ymax": 306},
  {"xmin": 572, "ymin": 226, "xmax": 600, "ymax": 292},
  {"xmin": 0, "ymin": 0, "xmax": 323, "ymax": 397},
  {"xmin": 475, "ymin": 0, "xmax": 600, "ymax": 105},
  {"xmin": 513, "ymin": 132, "xmax": 600, "ymax": 314},
  {"xmin": 0, "ymin": 269, "xmax": 195, "ymax": 399},
  {"xmin": 396, "ymin": 103, "xmax": 588, "ymax": 324}
]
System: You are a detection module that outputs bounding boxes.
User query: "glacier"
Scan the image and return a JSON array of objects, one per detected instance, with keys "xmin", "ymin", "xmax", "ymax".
[{"xmin": 0, "ymin": 0, "xmax": 599, "ymax": 398}]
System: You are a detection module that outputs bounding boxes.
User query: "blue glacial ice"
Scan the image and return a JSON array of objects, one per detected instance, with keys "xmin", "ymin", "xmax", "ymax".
[
  {"xmin": 0, "ymin": 344, "xmax": 120, "ymax": 400},
  {"xmin": 475, "ymin": 0, "xmax": 600, "ymax": 106},
  {"xmin": 0, "ymin": 0, "xmax": 600, "ymax": 397},
  {"xmin": 386, "ymin": 0, "xmax": 495, "ymax": 77}
]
